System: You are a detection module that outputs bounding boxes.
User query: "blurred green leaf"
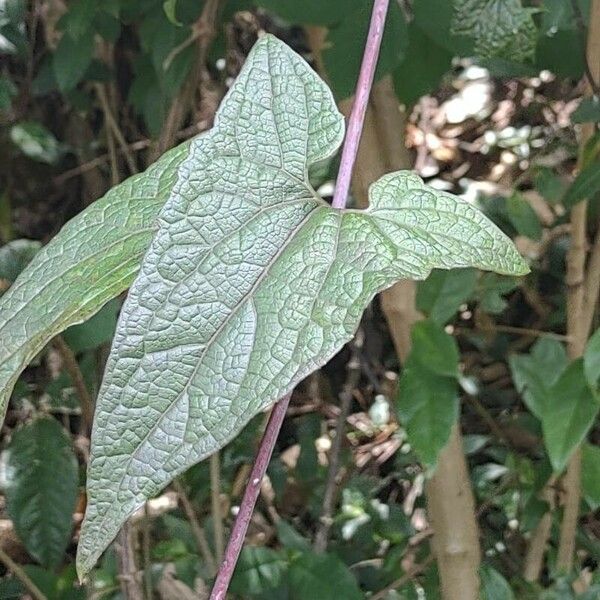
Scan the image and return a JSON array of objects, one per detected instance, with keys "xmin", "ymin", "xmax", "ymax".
[
  {"xmin": 506, "ymin": 193, "xmax": 542, "ymax": 240},
  {"xmin": 476, "ymin": 273, "xmax": 518, "ymax": 314},
  {"xmin": 393, "ymin": 23, "xmax": 453, "ymax": 106},
  {"xmin": 397, "ymin": 363, "xmax": 458, "ymax": 469},
  {"xmin": 276, "ymin": 521, "xmax": 311, "ymax": 552},
  {"xmin": 572, "ymin": 97, "xmax": 600, "ymax": 123},
  {"xmin": 254, "ymin": 0, "xmax": 361, "ymax": 25},
  {"xmin": 480, "ymin": 564, "xmax": 515, "ymax": 600},
  {"xmin": 509, "ymin": 338, "xmax": 568, "ymax": 420},
  {"xmin": 581, "ymin": 443, "xmax": 600, "ymax": 510},
  {"xmin": 534, "ymin": 168, "xmax": 566, "ymax": 204},
  {"xmin": 9, "ymin": 122, "xmax": 62, "ymax": 164},
  {"xmin": 0, "ymin": 74, "xmax": 16, "ymax": 110},
  {"xmin": 230, "ymin": 547, "xmax": 288, "ymax": 597},
  {"xmin": 451, "ymin": 0, "xmax": 537, "ymax": 62},
  {"xmin": 52, "ymin": 33, "xmax": 94, "ymax": 92},
  {"xmin": 0, "ymin": 239, "xmax": 42, "ymax": 285},
  {"xmin": 58, "ymin": 0, "xmax": 96, "ymax": 40},
  {"xmin": 417, "ymin": 268, "xmax": 478, "ymax": 325},
  {"xmin": 5, "ymin": 418, "xmax": 79, "ymax": 569},
  {"xmin": 411, "ymin": 320, "xmax": 460, "ymax": 378},
  {"xmin": 62, "ymin": 298, "xmax": 120, "ymax": 353},
  {"xmin": 397, "ymin": 321, "xmax": 460, "ymax": 468},
  {"xmin": 584, "ymin": 327, "xmax": 600, "ymax": 390},
  {"xmin": 324, "ymin": 1, "xmax": 407, "ymax": 99},
  {"xmin": 542, "ymin": 359, "xmax": 600, "ymax": 472},
  {"xmin": 163, "ymin": 0, "xmax": 182, "ymax": 25},
  {"xmin": 288, "ymin": 552, "xmax": 361, "ymax": 600},
  {"xmin": 563, "ymin": 160, "xmax": 600, "ymax": 207}
]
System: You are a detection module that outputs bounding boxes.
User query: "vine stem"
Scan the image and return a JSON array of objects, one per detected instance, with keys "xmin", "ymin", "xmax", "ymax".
[
  {"xmin": 331, "ymin": 0, "xmax": 390, "ymax": 209},
  {"xmin": 208, "ymin": 2, "xmax": 390, "ymax": 597}
]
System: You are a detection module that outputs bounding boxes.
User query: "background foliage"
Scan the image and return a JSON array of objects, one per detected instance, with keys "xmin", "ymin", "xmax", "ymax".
[{"xmin": 0, "ymin": 0, "xmax": 599, "ymax": 598}]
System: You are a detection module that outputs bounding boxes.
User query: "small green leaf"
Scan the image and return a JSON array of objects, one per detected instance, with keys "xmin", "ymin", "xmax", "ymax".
[
  {"xmin": 230, "ymin": 547, "xmax": 288, "ymax": 596},
  {"xmin": 411, "ymin": 320, "xmax": 459, "ymax": 378},
  {"xmin": 397, "ymin": 358, "xmax": 459, "ymax": 469},
  {"xmin": 0, "ymin": 239, "xmax": 41, "ymax": 285},
  {"xmin": 582, "ymin": 443, "xmax": 600, "ymax": 510},
  {"xmin": 506, "ymin": 193, "xmax": 542, "ymax": 240},
  {"xmin": 288, "ymin": 552, "xmax": 361, "ymax": 600},
  {"xmin": 163, "ymin": 0, "xmax": 182, "ymax": 26},
  {"xmin": 509, "ymin": 338, "xmax": 568, "ymax": 420},
  {"xmin": 534, "ymin": 168, "xmax": 566, "ymax": 204},
  {"xmin": 480, "ymin": 564, "xmax": 515, "ymax": 600},
  {"xmin": 572, "ymin": 97, "xmax": 600, "ymax": 124},
  {"xmin": 476, "ymin": 273, "xmax": 518, "ymax": 314},
  {"xmin": 52, "ymin": 33, "xmax": 94, "ymax": 92},
  {"xmin": 542, "ymin": 359, "xmax": 600, "ymax": 472},
  {"xmin": 452, "ymin": 0, "xmax": 538, "ymax": 62},
  {"xmin": 75, "ymin": 36, "xmax": 527, "ymax": 574},
  {"xmin": 9, "ymin": 122, "xmax": 61, "ymax": 164},
  {"xmin": 417, "ymin": 268, "xmax": 478, "ymax": 325},
  {"xmin": 4, "ymin": 417, "xmax": 79, "ymax": 569},
  {"xmin": 562, "ymin": 160, "xmax": 600, "ymax": 207},
  {"xmin": 584, "ymin": 327, "xmax": 600, "ymax": 390}
]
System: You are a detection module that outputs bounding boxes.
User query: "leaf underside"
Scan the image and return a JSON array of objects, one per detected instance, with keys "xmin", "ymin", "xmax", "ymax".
[
  {"xmin": 76, "ymin": 35, "xmax": 527, "ymax": 575},
  {"xmin": 0, "ymin": 141, "xmax": 190, "ymax": 421}
]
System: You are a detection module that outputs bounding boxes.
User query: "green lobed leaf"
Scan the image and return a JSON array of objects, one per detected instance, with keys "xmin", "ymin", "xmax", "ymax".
[
  {"xmin": 451, "ymin": 0, "xmax": 538, "ymax": 62},
  {"xmin": 542, "ymin": 359, "xmax": 600, "ymax": 472},
  {"xmin": 77, "ymin": 35, "xmax": 527, "ymax": 575},
  {"xmin": 397, "ymin": 322, "xmax": 460, "ymax": 469},
  {"xmin": 509, "ymin": 338, "xmax": 567, "ymax": 420},
  {"xmin": 0, "ymin": 141, "xmax": 190, "ymax": 423},
  {"xmin": 4, "ymin": 417, "xmax": 79, "ymax": 569}
]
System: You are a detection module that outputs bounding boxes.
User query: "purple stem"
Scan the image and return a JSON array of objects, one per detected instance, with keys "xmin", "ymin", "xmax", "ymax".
[
  {"xmin": 209, "ymin": 2, "xmax": 390, "ymax": 597},
  {"xmin": 209, "ymin": 394, "xmax": 291, "ymax": 600},
  {"xmin": 331, "ymin": 0, "xmax": 390, "ymax": 209}
]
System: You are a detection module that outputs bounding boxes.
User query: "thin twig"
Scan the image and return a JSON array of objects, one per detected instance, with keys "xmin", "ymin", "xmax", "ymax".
[
  {"xmin": 116, "ymin": 522, "xmax": 144, "ymax": 600},
  {"xmin": 331, "ymin": 0, "xmax": 390, "ymax": 209},
  {"xmin": 173, "ymin": 479, "xmax": 217, "ymax": 575},
  {"xmin": 0, "ymin": 546, "xmax": 47, "ymax": 600},
  {"xmin": 52, "ymin": 335, "xmax": 94, "ymax": 435},
  {"xmin": 208, "ymin": 2, "xmax": 391, "ymax": 596},
  {"xmin": 557, "ymin": 0, "xmax": 600, "ymax": 573},
  {"xmin": 142, "ymin": 505, "xmax": 153, "ymax": 600},
  {"xmin": 314, "ymin": 342, "xmax": 361, "ymax": 552},
  {"xmin": 95, "ymin": 84, "xmax": 138, "ymax": 175},
  {"xmin": 210, "ymin": 452, "xmax": 225, "ymax": 563},
  {"xmin": 209, "ymin": 393, "xmax": 292, "ymax": 600}
]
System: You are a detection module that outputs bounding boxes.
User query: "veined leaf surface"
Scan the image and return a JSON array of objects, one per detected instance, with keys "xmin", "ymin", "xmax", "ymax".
[
  {"xmin": 77, "ymin": 34, "xmax": 527, "ymax": 575},
  {"xmin": 0, "ymin": 141, "xmax": 189, "ymax": 421}
]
